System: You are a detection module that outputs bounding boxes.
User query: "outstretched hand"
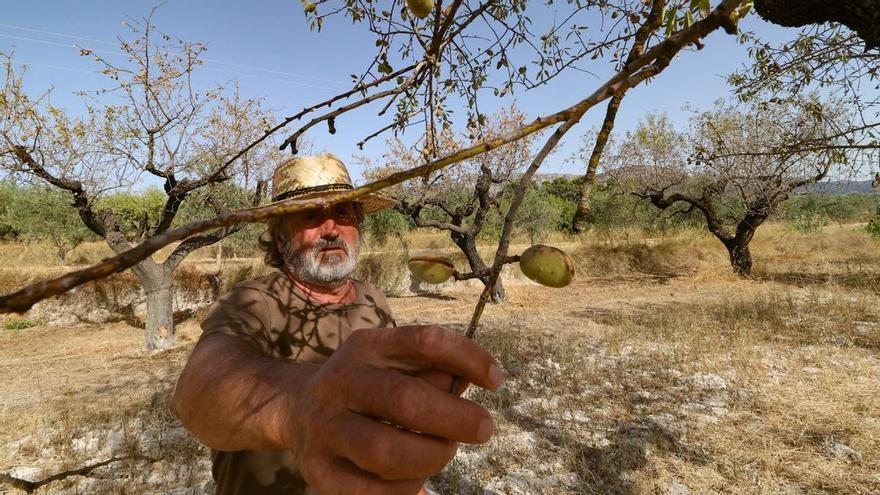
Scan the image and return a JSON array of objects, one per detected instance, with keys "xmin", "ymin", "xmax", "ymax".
[{"xmin": 286, "ymin": 325, "xmax": 504, "ymax": 495}]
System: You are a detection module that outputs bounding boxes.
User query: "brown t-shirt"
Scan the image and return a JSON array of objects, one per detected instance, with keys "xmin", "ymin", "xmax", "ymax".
[{"xmin": 198, "ymin": 271, "xmax": 396, "ymax": 495}]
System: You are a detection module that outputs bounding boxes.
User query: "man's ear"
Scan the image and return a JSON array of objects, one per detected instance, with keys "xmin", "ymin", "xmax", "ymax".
[{"xmin": 275, "ymin": 230, "xmax": 288, "ymax": 253}]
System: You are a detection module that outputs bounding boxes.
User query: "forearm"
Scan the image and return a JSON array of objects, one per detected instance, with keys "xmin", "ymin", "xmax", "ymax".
[{"xmin": 171, "ymin": 334, "xmax": 318, "ymax": 451}]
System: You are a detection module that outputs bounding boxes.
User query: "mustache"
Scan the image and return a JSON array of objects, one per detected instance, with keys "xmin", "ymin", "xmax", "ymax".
[{"xmin": 310, "ymin": 237, "xmax": 350, "ymax": 255}]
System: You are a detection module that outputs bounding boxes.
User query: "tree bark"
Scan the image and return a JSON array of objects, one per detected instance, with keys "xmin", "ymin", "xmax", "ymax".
[
  {"xmin": 133, "ymin": 260, "xmax": 176, "ymax": 350},
  {"xmin": 755, "ymin": 0, "xmax": 880, "ymax": 49},
  {"xmin": 572, "ymin": 93, "xmax": 622, "ymax": 232},
  {"xmin": 724, "ymin": 238, "xmax": 754, "ymax": 276}
]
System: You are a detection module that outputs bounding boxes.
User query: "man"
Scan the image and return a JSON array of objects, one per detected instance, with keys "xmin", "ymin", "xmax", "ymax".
[{"xmin": 172, "ymin": 153, "xmax": 504, "ymax": 495}]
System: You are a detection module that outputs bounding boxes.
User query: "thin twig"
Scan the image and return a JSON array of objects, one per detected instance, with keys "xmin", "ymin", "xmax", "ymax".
[
  {"xmin": 450, "ymin": 109, "xmax": 586, "ymax": 394},
  {"xmin": 280, "ymin": 62, "xmax": 428, "ymax": 152}
]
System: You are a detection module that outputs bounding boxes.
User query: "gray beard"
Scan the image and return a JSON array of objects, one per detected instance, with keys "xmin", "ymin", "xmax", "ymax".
[{"xmin": 282, "ymin": 236, "xmax": 359, "ymax": 288}]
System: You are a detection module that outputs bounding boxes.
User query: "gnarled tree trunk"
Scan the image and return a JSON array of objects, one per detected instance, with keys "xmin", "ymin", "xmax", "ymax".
[
  {"xmin": 452, "ymin": 233, "xmax": 505, "ymax": 303},
  {"xmin": 723, "ymin": 238, "xmax": 754, "ymax": 276}
]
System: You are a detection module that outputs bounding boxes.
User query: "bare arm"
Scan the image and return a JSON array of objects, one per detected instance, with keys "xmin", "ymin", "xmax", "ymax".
[
  {"xmin": 171, "ymin": 334, "xmax": 316, "ymax": 451},
  {"xmin": 172, "ymin": 325, "xmax": 505, "ymax": 495}
]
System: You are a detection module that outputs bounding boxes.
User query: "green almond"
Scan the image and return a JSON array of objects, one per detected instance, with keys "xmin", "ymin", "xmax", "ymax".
[
  {"xmin": 519, "ymin": 245, "xmax": 575, "ymax": 288},
  {"xmin": 406, "ymin": 0, "xmax": 434, "ymax": 19},
  {"xmin": 408, "ymin": 256, "xmax": 455, "ymax": 284}
]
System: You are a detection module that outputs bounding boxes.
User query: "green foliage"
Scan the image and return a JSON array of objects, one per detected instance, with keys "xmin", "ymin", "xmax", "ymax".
[
  {"xmin": 777, "ymin": 193, "xmax": 877, "ymax": 225},
  {"xmin": 362, "ymin": 209, "xmax": 413, "ymax": 248},
  {"xmin": 95, "ymin": 188, "xmax": 166, "ymax": 238},
  {"xmin": 866, "ymin": 215, "xmax": 880, "ymax": 239},
  {"xmin": 515, "ymin": 186, "xmax": 562, "ymax": 244},
  {"xmin": 546, "ymin": 193, "xmax": 577, "ymax": 233},
  {"xmin": 0, "ymin": 180, "xmax": 17, "ymax": 239},
  {"xmin": 587, "ymin": 182, "xmax": 702, "ymax": 234},
  {"xmin": 788, "ymin": 212, "xmax": 828, "ymax": 234},
  {"xmin": 542, "ymin": 176, "xmax": 584, "ymax": 203},
  {"xmin": 1, "ymin": 183, "xmax": 97, "ymax": 263},
  {"xmin": 176, "ymin": 183, "xmax": 264, "ymax": 258},
  {"xmin": 4, "ymin": 317, "xmax": 45, "ymax": 330}
]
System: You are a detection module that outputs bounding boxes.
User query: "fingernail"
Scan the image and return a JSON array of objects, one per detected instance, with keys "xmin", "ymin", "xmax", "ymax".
[
  {"xmin": 477, "ymin": 417, "xmax": 494, "ymax": 443},
  {"xmin": 488, "ymin": 364, "xmax": 505, "ymax": 389}
]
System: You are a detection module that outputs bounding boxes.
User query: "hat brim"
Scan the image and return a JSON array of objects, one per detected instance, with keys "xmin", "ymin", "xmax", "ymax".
[{"xmin": 271, "ymin": 189, "xmax": 395, "ymax": 215}]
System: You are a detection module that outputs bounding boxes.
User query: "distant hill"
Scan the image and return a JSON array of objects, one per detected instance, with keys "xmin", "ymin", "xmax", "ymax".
[
  {"xmin": 796, "ymin": 180, "xmax": 879, "ymax": 195},
  {"xmin": 531, "ymin": 173, "xmax": 581, "ymax": 184},
  {"xmin": 530, "ymin": 175, "xmax": 878, "ymax": 195}
]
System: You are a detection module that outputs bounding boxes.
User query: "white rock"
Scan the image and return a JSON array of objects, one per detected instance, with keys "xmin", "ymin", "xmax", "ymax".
[
  {"xmin": 106, "ymin": 429, "xmax": 126, "ymax": 454},
  {"xmin": 668, "ymin": 481, "xmax": 692, "ymax": 495},
  {"xmin": 4, "ymin": 466, "xmax": 44, "ymax": 482},
  {"xmin": 690, "ymin": 372, "xmax": 728, "ymax": 390},
  {"xmin": 828, "ymin": 441, "xmax": 862, "ymax": 463},
  {"xmin": 854, "ymin": 321, "xmax": 877, "ymax": 336}
]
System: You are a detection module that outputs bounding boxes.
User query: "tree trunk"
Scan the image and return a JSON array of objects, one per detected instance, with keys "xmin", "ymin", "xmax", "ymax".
[
  {"xmin": 215, "ymin": 239, "xmax": 223, "ymax": 272},
  {"xmin": 572, "ymin": 93, "xmax": 624, "ymax": 233},
  {"xmin": 134, "ymin": 260, "xmax": 176, "ymax": 350},
  {"xmin": 724, "ymin": 238, "xmax": 753, "ymax": 276},
  {"xmin": 755, "ymin": 0, "xmax": 880, "ymax": 49},
  {"xmin": 571, "ymin": 182, "xmax": 594, "ymax": 233},
  {"xmin": 453, "ymin": 234, "xmax": 505, "ymax": 303}
]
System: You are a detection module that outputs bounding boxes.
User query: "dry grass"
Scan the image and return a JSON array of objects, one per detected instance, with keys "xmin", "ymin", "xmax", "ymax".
[
  {"xmin": 1, "ymin": 224, "xmax": 880, "ymax": 493},
  {"xmin": 430, "ymin": 281, "xmax": 880, "ymax": 494}
]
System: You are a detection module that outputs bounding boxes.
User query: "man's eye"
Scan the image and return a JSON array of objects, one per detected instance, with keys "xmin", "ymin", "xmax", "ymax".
[{"xmin": 335, "ymin": 206, "xmax": 357, "ymax": 221}]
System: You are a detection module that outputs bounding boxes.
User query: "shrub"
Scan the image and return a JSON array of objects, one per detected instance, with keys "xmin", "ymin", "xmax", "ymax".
[
  {"xmin": 789, "ymin": 211, "xmax": 828, "ymax": 234},
  {"xmin": 362, "ymin": 209, "xmax": 413, "ymax": 248},
  {"xmin": 866, "ymin": 215, "xmax": 880, "ymax": 239},
  {"xmin": 4, "ymin": 317, "xmax": 45, "ymax": 330}
]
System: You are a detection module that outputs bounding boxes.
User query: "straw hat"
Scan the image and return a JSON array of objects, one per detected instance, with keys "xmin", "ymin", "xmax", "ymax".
[{"xmin": 271, "ymin": 153, "xmax": 394, "ymax": 214}]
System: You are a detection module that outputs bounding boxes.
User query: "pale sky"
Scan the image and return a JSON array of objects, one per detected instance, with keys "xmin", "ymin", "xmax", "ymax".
[{"xmin": 1, "ymin": 1, "xmax": 799, "ymax": 183}]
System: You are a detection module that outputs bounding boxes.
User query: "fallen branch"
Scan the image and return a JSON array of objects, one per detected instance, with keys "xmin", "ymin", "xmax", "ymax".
[{"xmin": 0, "ymin": 455, "xmax": 158, "ymax": 494}]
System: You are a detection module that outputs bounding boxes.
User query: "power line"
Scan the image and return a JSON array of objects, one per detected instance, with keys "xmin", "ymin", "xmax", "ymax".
[
  {"xmin": 0, "ymin": 22, "xmax": 347, "ymax": 87},
  {"xmin": 0, "ymin": 23, "xmax": 117, "ymax": 47},
  {"xmin": 1, "ymin": 32, "xmax": 340, "ymax": 91},
  {"xmin": 11, "ymin": 60, "xmax": 94, "ymax": 75},
  {"xmin": 0, "ymin": 31, "xmax": 346, "ymax": 92}
]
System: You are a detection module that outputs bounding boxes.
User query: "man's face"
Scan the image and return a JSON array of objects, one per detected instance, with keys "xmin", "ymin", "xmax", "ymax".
[{"xmin": 276, "ymin": 202, "xmax": 362, "ymax": 287}]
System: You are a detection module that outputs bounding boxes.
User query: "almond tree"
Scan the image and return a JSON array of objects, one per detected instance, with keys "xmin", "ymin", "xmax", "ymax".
[
  {"xmin": 0, "ymin": 15, "xmax": 279, "ymax": 349},
  {"xmin": 616, "ymin": 98, "xmax": 879, "ymax": 275}
]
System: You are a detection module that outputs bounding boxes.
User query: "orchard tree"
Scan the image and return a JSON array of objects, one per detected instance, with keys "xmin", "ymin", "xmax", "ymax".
[
  {"xmin": 0, "ymin": 184, "xmax": 97, "ymax": 264},
  {"xmin": 0, "ymin": 15, "xmax": 278, "ymax": 349},
  {"xmin": 616, "ymin": 98, "xmax": 879, "ymax": 275},
  {"xmin": 365, "ymin": 105, "xmax": 540, "ymax": 303}
]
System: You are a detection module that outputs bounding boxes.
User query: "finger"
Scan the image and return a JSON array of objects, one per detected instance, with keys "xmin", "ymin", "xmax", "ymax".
[
  {"xmin": 411, "ymin": 369, "xmax": 470, "ymax": 396},
  {"xmin": 335, "ymin": 413, "xmax": 457, "ymax": 480},
  {"xmin": 347, "ymin": 367, "xmax": 494, "ymax": 444},
  {"xmin": 306, "ymin": 457, "xmax": 424, "ymax": 495},
  {"xmin": 355, "ymin": 326, "xmax": 504, "ymax": 391}
]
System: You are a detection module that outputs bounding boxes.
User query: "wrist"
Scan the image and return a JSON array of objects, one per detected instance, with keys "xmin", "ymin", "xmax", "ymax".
[{"xmin": 270, "ymin": 360, "xmax": 321, "ymax": 450}]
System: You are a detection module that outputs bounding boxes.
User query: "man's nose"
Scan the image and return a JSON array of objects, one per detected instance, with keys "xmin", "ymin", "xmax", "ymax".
[{"xmin": 318, "ymin": 215, "xmax": 340, "ymax": 237}]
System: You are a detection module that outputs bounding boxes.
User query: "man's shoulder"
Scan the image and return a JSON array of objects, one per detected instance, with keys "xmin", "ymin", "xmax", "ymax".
[
  {"xmin": 354, "ymin": 278, "xmax": 384, "ymax": 296},
  {"xmin": 353, "ymin": 279, "xmax": 391, "ymax": 304}
]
